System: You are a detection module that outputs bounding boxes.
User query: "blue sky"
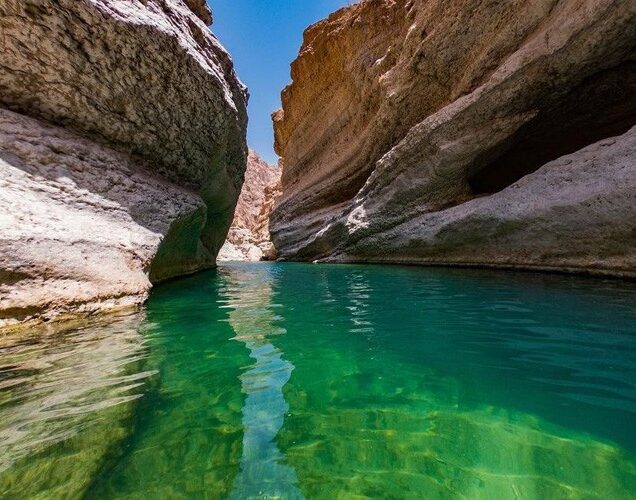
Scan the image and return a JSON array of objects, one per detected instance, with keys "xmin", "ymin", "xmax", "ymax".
[{"xmin": 210, "ymin": 1, "xmax": 351, "ymax": 164}]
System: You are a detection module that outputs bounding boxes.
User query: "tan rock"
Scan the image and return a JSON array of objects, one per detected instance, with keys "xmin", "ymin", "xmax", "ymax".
[
  {"xmin": 0, "ymin": 0, "xmax": 248, "ymax": 329},
  {"xmin": 271, "ymin": 0, "xmax": 636, "ymax": 277},
  {"xmin": 218, "ymin": 151, "xmax": 281, "ymax": 262},
  {"xmin": 0, "ymin": 109, "xmax": 207, "ymax": 328},
  {"xmin": 183, "ymin": 0, "xmax": 213, "ymax": 25}
]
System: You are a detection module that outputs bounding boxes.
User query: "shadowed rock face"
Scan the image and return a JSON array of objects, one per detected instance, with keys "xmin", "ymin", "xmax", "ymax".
[
  {"xmin": 0, "ymin": 0, "xmax": 248, "ymax": 329},
  {"xmin": 271, "ymin": 0, "xmax": 636, "ymax": 277},
  {"xmin": 218, "ymin": 151, "xmax": 282, "ymax": 262}
]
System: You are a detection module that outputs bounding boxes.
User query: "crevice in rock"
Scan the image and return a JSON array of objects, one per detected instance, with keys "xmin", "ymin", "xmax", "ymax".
[{"xmin": 467, "ymin": 61, "xmax": 636, "ymax": 195}]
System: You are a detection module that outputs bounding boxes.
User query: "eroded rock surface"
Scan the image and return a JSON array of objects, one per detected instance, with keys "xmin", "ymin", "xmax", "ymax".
[
  {"xmin": 0, "ymin": 0, "xmax": 248, "ymax": 328},
  {"xmin": 219, "ymin": 151, "xmax": 281, "ymax": 262},
  {"xmin": 271, "ymin": 0, "xmax": 636, "ymax": 277}
]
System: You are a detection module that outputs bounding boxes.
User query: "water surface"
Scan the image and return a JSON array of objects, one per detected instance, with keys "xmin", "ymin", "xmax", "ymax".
[{"xmin": 1, "ymin": 263, "xmax": 635, "ymax": 498}]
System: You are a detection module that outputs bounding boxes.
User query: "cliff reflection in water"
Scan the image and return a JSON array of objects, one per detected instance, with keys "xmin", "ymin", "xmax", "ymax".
[
  {"xmin": 0, "ymin": 314, "xmax": 152, "ymax": 498},
  {"xmin": 1, "ymin": 262, "xmax": 635, "ymax": 499},
  {"xmin": 225, "ymin": 266, "xmax": 303, "ymax": 499}
]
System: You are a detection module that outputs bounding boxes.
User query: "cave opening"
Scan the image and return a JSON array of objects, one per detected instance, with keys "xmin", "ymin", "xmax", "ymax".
[{"xmin": 468, "ymin": 61, "xmax": 636, "ymax": 195}]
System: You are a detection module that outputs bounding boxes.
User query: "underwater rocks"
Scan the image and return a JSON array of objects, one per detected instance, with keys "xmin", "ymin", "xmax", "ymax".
[
  {"xmin": 0, "ymin": 0, "xmax": 248, "ymax": 328},
  {"xmin": 219, "ymin": 151, "xmax": 281, "ymax": 262},
  {"xmin": 271, "ymin": 0, "xmax": 636, "ymax": 277},
  {"xmin": 0, "ymin": 313, "xmax": 149, "ymax": 498}
]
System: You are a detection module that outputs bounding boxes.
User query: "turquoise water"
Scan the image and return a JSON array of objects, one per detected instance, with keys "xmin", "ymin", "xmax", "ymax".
[{"xmin": 1, "ymin": 262, "xmax": 636, "ymax": 498}]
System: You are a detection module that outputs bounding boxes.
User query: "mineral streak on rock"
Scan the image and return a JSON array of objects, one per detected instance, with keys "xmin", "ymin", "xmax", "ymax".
[
  {"xmin": 271, "ymin": 0, "xmax": 636, "ymax": 277},
  {"xmin": 0, "ymin": 0, "xmax": 248, "ymax": 329},
  {"xmin": 218, "ymin": 151, "xmax": 282, "ymax": 262}
]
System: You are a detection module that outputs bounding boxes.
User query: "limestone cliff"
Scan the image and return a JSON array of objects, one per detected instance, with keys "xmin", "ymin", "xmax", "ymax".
[
  {"xmin": 0, "ymin": 0, "xmax": 248, "ymax": 329},
  {"xmin": 218, "ymin": 151, "xmax": 281, "ymax": 262},
  {"xmin": 271, "ymin": 0, "xmax": 636, "ymax": 277}
]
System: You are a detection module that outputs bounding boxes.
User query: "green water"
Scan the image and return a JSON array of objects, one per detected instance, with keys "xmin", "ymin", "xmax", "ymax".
[{"xmin": 1, "ymin": 263, "xmax": 636, "ymax": 499}]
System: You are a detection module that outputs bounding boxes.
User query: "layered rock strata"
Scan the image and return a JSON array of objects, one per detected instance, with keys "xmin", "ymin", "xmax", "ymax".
[
  {"xmin": 271, "ymin": 0, "xmax": 636, "ymax": 277},
  {"xmin": 219, "ymin": 151, "xmax": 281, "ymax": 261},
  {"xmin": 0, "ymin": 0, "xmax": 248, "ymax": 329}
]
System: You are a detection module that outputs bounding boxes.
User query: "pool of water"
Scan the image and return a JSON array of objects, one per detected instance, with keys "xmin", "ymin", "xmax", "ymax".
[{"xmin": 1, "ymin": 262, "xmax": 635, "ymax": 498}]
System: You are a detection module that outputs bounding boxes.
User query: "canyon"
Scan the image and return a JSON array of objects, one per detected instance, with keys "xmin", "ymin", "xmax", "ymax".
[
  {"xmin": 0, "ymin": 2, "xmax": 635, "ymax": 497},
  {"xmin": 218, "ymin": 151, "xmax": 281, "ymax": 262},
  {"xmin": 271, "ymin": 0, "xmax": 636, "ymax": 278},
  {"xmin": 1, "ymin": 0, "xmax": 635, "ymax": 331},
  {"xmin": 0, "ymin": 0, "xmax": 248, "ymax": 329}
]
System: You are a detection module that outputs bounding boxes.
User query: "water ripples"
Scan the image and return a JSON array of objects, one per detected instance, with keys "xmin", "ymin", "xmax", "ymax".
[
  {"xmin": 1, "ymin": 263, "xmax": 635, "ymax": 498},
  {"xmin": 0, "ymin": 313, "xmax": 154, "ymax": 497}
]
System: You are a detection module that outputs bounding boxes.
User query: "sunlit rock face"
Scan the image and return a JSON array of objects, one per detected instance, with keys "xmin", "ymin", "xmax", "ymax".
[
  {"xmin": 0, "ymin": 0, "xmax": 248, "ymax": 328},
  {"xmin": 219, "ymin": 151, "xmax": 282, "ymax": 262},
  {"xmin": 183, "ymin": 0, "xmax": 213, "ymax": 25},
  {"xmin": 271, "ymin": 0, "xmax": 636, "ymax": 277}
]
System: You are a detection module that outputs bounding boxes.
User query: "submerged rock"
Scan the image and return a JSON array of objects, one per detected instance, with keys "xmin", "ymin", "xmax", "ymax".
[
  {"xmin": 218, "ymin": 151, "xmax": 281, "ymax": 262},
  {"xmin": 271, "ymin": 0, "xmax": 636, "ymax": 277},
  {"xmin": 0, "ymin": 0, "xmax": 248, "ymax": 329},
  {"xmin": 0, "ymin": 313, "xmax": 150, "ymax": 498}
]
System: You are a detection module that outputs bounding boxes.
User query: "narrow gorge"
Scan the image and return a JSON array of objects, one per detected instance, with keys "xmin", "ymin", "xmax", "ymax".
[
  {"xmin": 218, "ymin": 150, "xmax": 281, "ymax": 262},
  {"xmin": 0, "ymin": 1, "xmax": 635, "ymax": 499}
]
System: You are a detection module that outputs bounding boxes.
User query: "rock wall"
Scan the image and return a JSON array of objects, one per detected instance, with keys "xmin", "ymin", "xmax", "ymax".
[
  {"xmin": 271, "ymin": 0, "xmax": 636, "ymax": 277},
  {"xmin": 0, "ymin": 0, "xmax": 248, "ymax": 329},
  {"xmin": 218, "ymin": 151, "xmax": 281, "ymax": 262}
]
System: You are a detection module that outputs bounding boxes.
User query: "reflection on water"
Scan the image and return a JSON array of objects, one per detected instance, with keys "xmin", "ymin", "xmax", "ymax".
[
  {"xmin": 269, "ymin": 264, "xmax": 636, "ymax": 498},
  {"xmin": 86, "ymin": 273, "xmax": 248, "ymax": 499},
  {"xmin": 226, "ymin": 268, "xmax": 302, "ymax": 499},
  {"xmin": 0, "ymin": 314, "xmax": 151, "ymax": 498},
  {"xmin": 0, "ymin": 262, "xmax": 635, "ymax": 498}
]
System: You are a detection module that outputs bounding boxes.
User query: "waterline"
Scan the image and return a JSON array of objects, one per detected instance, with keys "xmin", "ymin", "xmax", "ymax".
[{"xmin": 1, "ymin": 262, "xmax": 634, "ymax": 498}]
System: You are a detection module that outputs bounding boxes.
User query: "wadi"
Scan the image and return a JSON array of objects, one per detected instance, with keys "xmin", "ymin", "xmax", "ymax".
[{"xmin": 0, "ymin": 1, "xmax": 635, "ymax": 498}]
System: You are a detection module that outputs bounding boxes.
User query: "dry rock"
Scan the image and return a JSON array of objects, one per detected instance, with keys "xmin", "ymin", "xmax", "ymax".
[
  {"xmin": 219, "ymin": 151, "xmax": 281, "ymax": 262},
  {"xmin": 271, "ymin": 0, "xmax": 636, "ymax": 277},
  {"xmin": 0, "ymin": 0, "xmax": 248, "ymax": 328}
]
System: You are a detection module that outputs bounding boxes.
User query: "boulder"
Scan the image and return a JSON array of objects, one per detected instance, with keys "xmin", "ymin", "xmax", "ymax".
[{"xmin": 0, "ymin": 0, "xmax": 248, "ymax": 328}]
